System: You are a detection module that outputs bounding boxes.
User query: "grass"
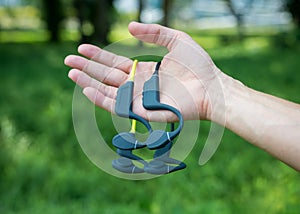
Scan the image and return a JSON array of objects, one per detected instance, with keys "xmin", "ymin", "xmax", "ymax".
[{"xmin": 0, "ymin": 33, "xmax": 300, "ymax": 213}]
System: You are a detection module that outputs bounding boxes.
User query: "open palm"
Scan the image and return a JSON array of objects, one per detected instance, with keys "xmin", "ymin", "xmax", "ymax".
[{"xmin": 64, "ymin": 22, "xmax": 223, "ymax": 122}]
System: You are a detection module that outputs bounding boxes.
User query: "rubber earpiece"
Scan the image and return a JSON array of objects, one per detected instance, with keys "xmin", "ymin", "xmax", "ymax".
[
  {"xmin": 144, "ymin": 159, "xmax": 186, "ymax": 174},
  {"xmin": 112, "ymin": 157, "xmax": 144, "ymax": 173},
  {"xmin": 146, "ymin": 142, "xmax": 187, "ymax": 174},
  {"xmin": 146, "ymin": 130, "xmax": 174, "ymax": 149},
  {"xmin": 112, "ymin": 132, "xmax": 146, "ymax": 150}
]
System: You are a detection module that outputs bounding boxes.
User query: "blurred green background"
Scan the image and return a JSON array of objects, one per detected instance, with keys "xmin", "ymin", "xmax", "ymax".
[{"xmin": 1, "ymin": 0, "xmax": 300, "ymax": 213}]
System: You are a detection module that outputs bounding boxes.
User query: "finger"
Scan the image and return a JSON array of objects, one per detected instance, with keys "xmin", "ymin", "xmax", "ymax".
[
  {"xmin": 78, "ymin": 44, "xmax": 133, "ymax": 73},
  {"xmin": 83, "ymin": 87, "xmax": 116, "ymax": 114},
  {"xmin": 65, "ymin": 55, "xmax": 128, "ymax": 87},
  {"xmin": 128, "ymin": 21, "xmax": 191, "ymax": 51},
  {"xmin": 64, "ymin": 55, "xmax": 86, "ymax": 69},
  {"xmin": 68, "ymin": 69, "xmax": 117, "ymax": 99}
]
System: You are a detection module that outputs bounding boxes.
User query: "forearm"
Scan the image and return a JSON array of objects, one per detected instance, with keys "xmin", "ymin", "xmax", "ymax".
[{"xmin": 216, "ymin": 73, "xmax": 300, "ymax": 171}]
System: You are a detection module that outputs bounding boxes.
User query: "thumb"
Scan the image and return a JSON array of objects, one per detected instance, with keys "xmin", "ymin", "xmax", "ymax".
[{"xmin": 128, "ymin": 21, "xmax": 187, "ymax": 51}]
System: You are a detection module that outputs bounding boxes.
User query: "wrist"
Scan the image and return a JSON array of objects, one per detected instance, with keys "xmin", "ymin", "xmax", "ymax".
[{"xmin": 204, "ymin": 68, "xmax": 246, "ymax": 126}]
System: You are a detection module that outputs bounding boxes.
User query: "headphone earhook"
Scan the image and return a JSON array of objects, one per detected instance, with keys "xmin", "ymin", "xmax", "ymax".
[{"xmin": 112, "ymin": 61, "xmax": 186, "ymax": 174}]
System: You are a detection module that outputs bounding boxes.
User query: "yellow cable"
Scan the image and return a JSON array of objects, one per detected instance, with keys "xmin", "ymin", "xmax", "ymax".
[
  {"xmin": 129, "ymin": 59, "xmax": 138, "ymax": 81},
  {"xmin": 129, "ymin": 59, "xmax": 138, "ymax": 133},
  {"xmin": 130, "ymin": 119, "xmax": 137, "ymax": 133}
]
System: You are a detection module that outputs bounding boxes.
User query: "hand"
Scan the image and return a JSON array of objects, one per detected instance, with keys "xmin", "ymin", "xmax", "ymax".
[
  {"xmin": 65, "ymin": 22, "xmax": 300, "ymax": 171},
  {"xmin": 64, "ymin": 22, "xmax": 227, "ymax": 122}
]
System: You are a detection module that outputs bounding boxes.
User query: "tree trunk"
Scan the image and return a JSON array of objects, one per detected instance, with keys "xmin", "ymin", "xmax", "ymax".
[
  {"xmin": 137, "ymin": 0, "xmax": 144, "ymax": 23},
  {"xmin": 73, "ymin": 0, "xmax": 90, "ymax": 43},
  {"xmin": 224, "ymin": 0, "xmax": 244, "ymax": 40},
  {"xmin": 137, "ymin": 0, "xmax": 144, "ymax": 47},
  {"xmin": 162, "ymin": 0, "xmax": 173, "ymax": 27},
  {"xmin": 287, "ymin": 0, "xmax": 300, "ymax": 29},
  {"xmin": 43, "ymin": 0, "xmax": 63, "ymax": 42},
  {"xmin": 91, "ymin": 0, "xmax": 114, "ymax": 44},
  {"xmin": 73, "ymin": 0, "xmax": 115, "ymax": 44}
]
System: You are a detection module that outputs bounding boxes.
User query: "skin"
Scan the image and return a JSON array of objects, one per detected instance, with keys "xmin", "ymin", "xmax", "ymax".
[{"xmin": 65, "ymin": 21, "xmax": 300, "ymax": 172}]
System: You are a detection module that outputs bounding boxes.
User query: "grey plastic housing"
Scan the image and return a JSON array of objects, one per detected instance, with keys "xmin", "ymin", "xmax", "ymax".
[
  {"xmin": 112, "ymin": 132, "xmax": 146, "ymax": 150},
  {"xmin": 115, "ymin": 81, "xmax": 133, "ymax": 118}
]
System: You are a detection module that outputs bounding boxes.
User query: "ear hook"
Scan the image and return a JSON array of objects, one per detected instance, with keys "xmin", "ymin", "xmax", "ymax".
[
  {"xmin": 112, "ymin": 59, "xmax": 151, "ymax": 151},
  {"xmin": 142, "ymin": 62, "xmax": 186, "ymax": 174},
  {"xmin": 142, "ymin": 62, "xmax": 184, "ymax": 149},
  {"xmin": 114, "ymin": 59, "xmax": 152, "ymax": 132},
  {"xmin": 112, "ymin": 59, "xmax": 150, "ymax": 173}
]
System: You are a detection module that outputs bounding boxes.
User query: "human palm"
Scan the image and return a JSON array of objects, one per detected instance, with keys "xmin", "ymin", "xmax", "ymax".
[{"xmin": 64, "ymin": 22, "xmax": 222, "ymax": 122}]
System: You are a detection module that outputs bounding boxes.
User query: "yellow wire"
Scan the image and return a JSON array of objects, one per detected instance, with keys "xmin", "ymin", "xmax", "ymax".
[
  {"xmin": 129, "ymin": 59, "xmax": 138, "ymax": 133},
  {"xmin": 129, "ymin": 59, "xmax": 138, "ymax": 81},
  {"xmin": 130, "ymin": 119, "xmax": 137, "ymax": 133}
]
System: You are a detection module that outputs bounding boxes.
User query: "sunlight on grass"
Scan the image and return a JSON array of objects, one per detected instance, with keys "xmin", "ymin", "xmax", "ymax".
[
  {"xmin": 0, "ymin": 30, "xmax": 48, "ymax": 43},
  {"xmin": 109, "ymin": 23, "xmax": 133, "ymax": 43}
]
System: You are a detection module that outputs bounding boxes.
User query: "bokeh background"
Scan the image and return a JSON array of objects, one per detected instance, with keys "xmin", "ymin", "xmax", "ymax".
[{"xmin": 1, "ymin": 0, "xmax": 300, "ymax": 213}]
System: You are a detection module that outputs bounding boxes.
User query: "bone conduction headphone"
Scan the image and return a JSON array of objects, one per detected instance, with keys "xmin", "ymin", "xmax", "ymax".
[{"xmin": 112, "ymin": 60, "xmax": 186, "ymax": 175}]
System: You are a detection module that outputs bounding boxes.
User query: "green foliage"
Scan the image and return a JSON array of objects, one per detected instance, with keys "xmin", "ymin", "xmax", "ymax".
[{"xmin": 0, "ymin": 36, "xmax": 300, "ymax": 213}]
